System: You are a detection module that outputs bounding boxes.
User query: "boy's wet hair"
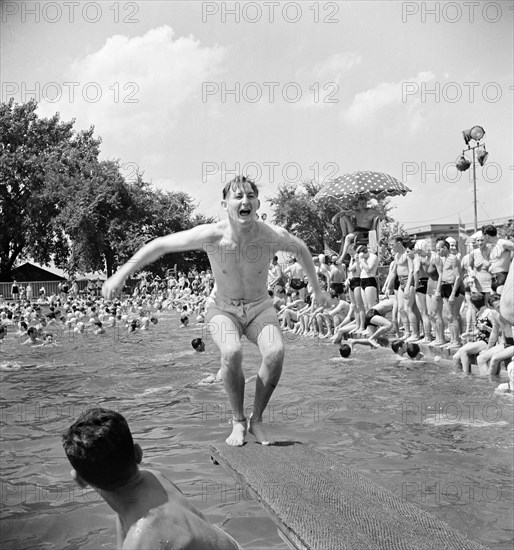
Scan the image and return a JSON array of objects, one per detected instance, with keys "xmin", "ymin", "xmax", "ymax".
[
  {"xmin": 406, "ymin": 342, "xmax": 421, "ymax": 359},
  {"xmin": 391, "ymin": 339, "xmax": 404, "ymax": 353},
  {"xmin": 191, "ymin": 338, "xmax": 204, "ymax": 351},
  {"xmin": 222, "ymin": 175, "xmax": 259, "ymax": 200},
  {"xmin": 339, "ymin": 344, "xmax": 351, "ymax": 358},
  {"xmin": 62, "ymin": 408, "xmax": 136, "ymax": 490}
]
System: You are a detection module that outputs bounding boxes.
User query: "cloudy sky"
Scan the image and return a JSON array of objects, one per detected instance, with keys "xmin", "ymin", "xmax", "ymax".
[{"xmin": 2, "ymin": 1, "xmax": 513, "ymax": 230}]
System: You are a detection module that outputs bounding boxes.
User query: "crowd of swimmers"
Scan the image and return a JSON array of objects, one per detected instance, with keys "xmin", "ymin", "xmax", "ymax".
[{"xmin": 1, "ymin": 228, "xmax": 512, "ymax": 392}]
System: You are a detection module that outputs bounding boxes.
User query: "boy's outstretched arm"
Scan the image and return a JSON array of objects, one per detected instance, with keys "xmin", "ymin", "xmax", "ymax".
[{"xmin": 103, "ymin": 225, "xmax": 217, "ymax": 299}]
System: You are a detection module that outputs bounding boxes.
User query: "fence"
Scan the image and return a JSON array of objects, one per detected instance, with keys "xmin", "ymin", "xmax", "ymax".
[
  {"xmin": 0, "ymin": 279, "xmax": 144, "ymax": 303},
  {"xmin": 0, "ymin": 280, "xmax": 95, "ymax": 302}
]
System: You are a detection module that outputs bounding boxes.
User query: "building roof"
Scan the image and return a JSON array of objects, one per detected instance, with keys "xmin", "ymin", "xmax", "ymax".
[{"xmin": 12, "ymin": 262, "xmax": 66, "ymax": 282}]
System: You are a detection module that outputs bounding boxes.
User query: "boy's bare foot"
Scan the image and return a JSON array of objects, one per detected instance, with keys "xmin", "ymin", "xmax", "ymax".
[
  {"xmin": 248, "ymin": 416, "xmax": 273, "ymax": 445},
  {"xmin": 226, "ymin": 418, "xmax": 247, "ymax": 446},
  {"xmin": 368, "ymin": 338, "xmax": 380, "ymax": 348}
]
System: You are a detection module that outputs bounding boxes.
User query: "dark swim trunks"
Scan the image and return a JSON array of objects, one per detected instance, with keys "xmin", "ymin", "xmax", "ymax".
[
  {"xmin": 504, "ymin": 336, "xmax": 514, "ymax": 348},
  {"xmin": 416, "ymin": 277, "xmax": 428, "ymax": 294},
  {"xmin": 364, "ymin": 308, "xmax": 381, "ymax": 328},
  {"xmin": 348, "ymin": 278, "xmax": 361, "ymax": 291},
  {"xmin": 290, "ymin": 278, "xmax": 307, "ymax": 290},
  {"xmin": 360, "ymin": 277, "xmax": 378, "ymax": 289},
  {"xmin": 440, "ymin": 282, "xmax": 461, "ymax": 299},
  {"xmin": 353, "ymin": 226, "xmax": 371, "ymax": 246},
  {"xmin": 330, "ymin": 282, "xmax": 346, "ymax": 295}
]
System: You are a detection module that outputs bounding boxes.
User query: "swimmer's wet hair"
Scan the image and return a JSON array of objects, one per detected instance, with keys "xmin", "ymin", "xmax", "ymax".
[
  {"xmin": 222, "ymin": 175, "xmax": 259, "ymax": 199},
  {"xmin": 391, "ymin": 339, "xmax": 404, "ymax": 353},
  {"xmin": 406, "ymin": 343, "xmax": 421, "ymax": 359},
  {"xmin": 62, "ymin": 408, "xmax": 137, "ymax": 490},
  {"xmin": 339, "ymin": 344, "xmax": 351, "ymax": 358},
  {"xmin": 191, "ymin": 338, "xmax": 203, "ymax": 350}
]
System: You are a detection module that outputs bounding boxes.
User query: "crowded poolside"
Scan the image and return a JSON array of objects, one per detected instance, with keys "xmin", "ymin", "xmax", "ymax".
[{"xmin": 0, "ymin": 219, "xmax": 513, "ymax": 549}]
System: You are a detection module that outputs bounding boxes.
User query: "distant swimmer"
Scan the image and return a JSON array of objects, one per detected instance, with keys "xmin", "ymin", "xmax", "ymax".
[
  {"xmin": 103, "ymin": 176, "xmax": 330, "ymax": 446},
  {"xmin": 21, "ymin": 327, "xmax": 44, "ymax": 345},
  {"xmin": 191, "ymin": 338, "xmax": 206, "ymax": 352},
  {"xmin": 63, "ymin": 408, "xmax": 242, "ymax": 550}
]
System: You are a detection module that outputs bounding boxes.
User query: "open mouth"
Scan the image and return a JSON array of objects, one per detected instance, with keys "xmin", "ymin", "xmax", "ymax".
[{"xmin": 239, "ymin": 208, "xmax": 252, "ymax": 218}]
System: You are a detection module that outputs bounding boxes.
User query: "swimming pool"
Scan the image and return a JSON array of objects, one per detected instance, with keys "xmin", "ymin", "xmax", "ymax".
[{"xmin": 1, "ymin": 311, "xmax": 512, "ymax": 549}]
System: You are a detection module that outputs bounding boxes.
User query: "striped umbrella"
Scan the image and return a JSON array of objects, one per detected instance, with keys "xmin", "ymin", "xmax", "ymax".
[{"xmin": 315, "ymin": 171, "xmax": 411, "ymax": 202}]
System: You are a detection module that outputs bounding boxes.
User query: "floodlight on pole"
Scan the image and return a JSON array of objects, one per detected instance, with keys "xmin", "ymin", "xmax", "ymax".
[{"xmin": 456, "ymin": 125, "xmax": 488, "ymax": 232}]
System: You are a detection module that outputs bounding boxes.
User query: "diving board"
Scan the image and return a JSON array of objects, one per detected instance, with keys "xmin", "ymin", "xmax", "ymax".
[{"xmin": 210, "ymin": 442, "xmax": 488, "ymax": 550}]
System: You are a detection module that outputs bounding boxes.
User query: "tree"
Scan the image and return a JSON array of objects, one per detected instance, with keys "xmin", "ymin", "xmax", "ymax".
[
  {"xmin": 266, "ymin": 180, "xmax": 340, "ymax": 254},
  {"xmin": 0, "ymin": 99, "xmax": 90, "ymax": 280},
  {"xmin": 266, "ymin": 180, "xmax": 400, "ymax": 262},
  {"xmin": 0, "ymin": 100, "xmax": 213, "ymax": 280}
]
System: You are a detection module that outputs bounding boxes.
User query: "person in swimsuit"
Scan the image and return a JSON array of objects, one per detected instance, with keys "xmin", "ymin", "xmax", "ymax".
[
  {"xmin": 353, "ymin": 298, "xmax": 394, "ymax": 348},
  {"xmin": 11, "ymin": 280, "xmax": 19, "ymax": 302},
  {"xmin": 103, "ymin": 176, "xmax": 330, "ymax": 446},
  {"xmin": 328, "ymin": 254, "xmax": 346, "ymax": 297},
  {"xmin": 346, "ymin": 244, "xmax": 366, "ymax": 334},
  {"xmin": 481, "ymin": 224, "xmax": 514, "ymax": 293},
  {"xmin": 358, "ymin": 244, "xmax": 379, "ymax": 311},
  {"xmin": 413, "ymin": 240, "xmax": 432, "ymax": 343},
  {"xmin": 283, "ymin": 257, "xmax": 307, "ymax": 298},
  {"xmin": 436, "ymin": 238, "xmax": 462, "ymax": 348},
  {"xmin": 470, "ymin": 232, "xmax": 492, "ymax": 300},
  {"xmin": 477, "ymin": 293, "xmax": 514, "ymax": 375},
  {"xmin": 63, "ymin": 408, "xmax": 242, "ymax": 550},
  {"xmin": 333, "ymin": 194, "xmax": 383, "ymax": 261},
  {"xmin": 453, "ymin": 293, "xmax": 492, "ymax": 373},
  {"xmin": 500, "ymin": 258, "xmax": 514, "ymax": 325},
  {"xmin": 392, "ymin": 237, "xmax": 419, "ymax": 341}
]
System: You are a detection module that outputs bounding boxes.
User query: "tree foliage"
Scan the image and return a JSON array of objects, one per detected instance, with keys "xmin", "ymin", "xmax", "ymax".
[
  {"xmin": 266, "ymin": 180, "xmax": 402, "ymax": 263},
  {"xmin": 0, "ymin": 100, "xmax": 213, "ymax": 281}
]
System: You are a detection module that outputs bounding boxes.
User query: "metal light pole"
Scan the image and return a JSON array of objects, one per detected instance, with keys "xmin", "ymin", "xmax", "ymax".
[{"xmin": 455, "ymin": 126, "xmax": 488, "ymax": 233}]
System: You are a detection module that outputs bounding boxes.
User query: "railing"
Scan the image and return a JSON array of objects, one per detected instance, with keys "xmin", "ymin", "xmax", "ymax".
[
  {"xmin": 0, "ymin": 280, "xmax": 96, "ymax": 302},
  {"xmin": 0, "ymin": 279, "xmax": 142, "ymax": 303}
]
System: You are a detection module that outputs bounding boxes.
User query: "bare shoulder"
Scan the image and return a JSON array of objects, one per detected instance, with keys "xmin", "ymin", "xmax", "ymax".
[
  {"xmin": 122, "ymin": 506, "xmax": 191, "ymax": 550},
  {"xmin": 262, "ymin": 222, "xmax": 300, "ymax": 248},
  {"xmin": 122, "ymin": 503, "xmax": 239, "ymax": 550}
]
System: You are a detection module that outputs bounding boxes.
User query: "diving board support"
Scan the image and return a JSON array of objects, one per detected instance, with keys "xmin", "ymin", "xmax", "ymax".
[{"xmin": 210, "ymin": 441, "xmax": 488, "ymax": 550}]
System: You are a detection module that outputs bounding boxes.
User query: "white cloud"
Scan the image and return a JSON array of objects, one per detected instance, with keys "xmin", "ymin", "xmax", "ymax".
[
  {"xmin": 293, "ymin": 52, "xmax": 361, "ymax": 110},
  {"xmin": 341, "ymin": 71, "xmax": 435, "ymax": 126},
  {"xmin": 38, "ymin": 25, "xmax": 225, "ymax": 141},
  {"xmin": 309, "ymin": 52, "xmax": 362, "ymax": 83}
]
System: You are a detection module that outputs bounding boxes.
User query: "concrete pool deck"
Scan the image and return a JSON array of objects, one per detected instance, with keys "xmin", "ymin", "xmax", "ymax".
[{"xmin": 210, "ymin": 441, "xmax": 489, "ymax": 550}]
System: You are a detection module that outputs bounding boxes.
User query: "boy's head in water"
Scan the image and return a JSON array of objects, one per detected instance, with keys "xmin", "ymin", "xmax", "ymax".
[
  {"xmin": 391, "ymin": 339, "xmax": 405, "ymax": 355},
  {"xmin": 339, "ymin": 344, "xmax": 351, "ymax": 358},
  {"xmin": 191, "ymin": 338, "xmax": 205, "ymax": 352},
  {"xmin": 406, "ymin": 342, "xmax": 423, "ymax": 360},
  {"xmin": 62, "ymin": 408, "xmax": 141, "ymax": 491}
]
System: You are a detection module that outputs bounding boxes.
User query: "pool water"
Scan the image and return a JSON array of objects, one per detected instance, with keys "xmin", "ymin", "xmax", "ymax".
[{"xmin": 1, "ymin": 311, "xmax": 512, "ymax": 549}]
